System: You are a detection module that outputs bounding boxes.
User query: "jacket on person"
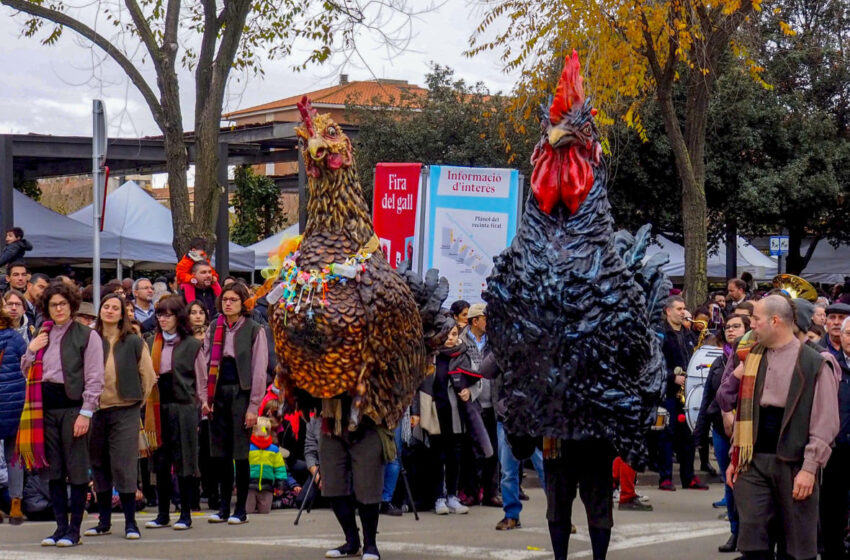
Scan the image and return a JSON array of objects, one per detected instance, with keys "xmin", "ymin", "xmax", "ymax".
[
  {"xmin": 661, "ymin": 321, "xmax": 696, "ymax": 400},
  {"xmin": 0, "ymin": 326, "xmax": 27, "ymax": 440},
  {"xmin": 0, "ymin": 238, "xmax": 33, "ymax": 269},
  {"xmin": 249, "ymin": 434, "xmax": 290, "ymax": 492}
]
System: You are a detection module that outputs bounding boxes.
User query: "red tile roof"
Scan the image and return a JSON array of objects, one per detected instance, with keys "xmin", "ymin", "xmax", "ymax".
[{"xmin": 223, "ymin": 80, "xmax": 427, "ymax": 120}]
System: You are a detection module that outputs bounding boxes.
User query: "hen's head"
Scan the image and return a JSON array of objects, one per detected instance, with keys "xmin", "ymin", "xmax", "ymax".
[
  {"xmin": 295, "ymin": 96, "xmax": 354, "ymax": 178},
  {"xmin": 531, "ymin": 51, "xmax": 603, "ymax": 215}
]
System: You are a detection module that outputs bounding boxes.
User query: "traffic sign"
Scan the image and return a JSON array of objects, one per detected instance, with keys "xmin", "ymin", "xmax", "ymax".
[{"xmin": 769, "ymin": 235, "xmax": 789, "ymax": 256}]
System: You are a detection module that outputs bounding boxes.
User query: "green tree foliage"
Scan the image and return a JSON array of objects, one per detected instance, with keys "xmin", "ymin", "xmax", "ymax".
[
  {"xmin": 230, "ymin": 166, "xmax": 287, "ymax": 246},
  {"xmin": 13, "ymin": 175, "xmax": 41, "ymax": 201},
  {"xmin": 346, "ymin": 65, "xmax": 537, "ymax": 207}
]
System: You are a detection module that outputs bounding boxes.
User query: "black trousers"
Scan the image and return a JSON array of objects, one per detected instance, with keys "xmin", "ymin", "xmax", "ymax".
[
  {"xmin": 820, "ymin": 444, "xmax": 850, "ymax": 560},
  {"xmin": 430, "ymin": 404, "xmax": 460, "ymax": 499},
  {"xmin": 544, "ymin": 440, "xmax": 615, "ymax": 529}
]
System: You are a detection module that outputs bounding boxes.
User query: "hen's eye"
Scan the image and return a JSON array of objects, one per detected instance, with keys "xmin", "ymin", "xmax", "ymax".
[
  {"xmin": 326, "ymin": 127, "xmax": 338, "ymax": 137},
  {"xmin": 583, "ymin": 123, "xmax": 592, "ymax": 134}
]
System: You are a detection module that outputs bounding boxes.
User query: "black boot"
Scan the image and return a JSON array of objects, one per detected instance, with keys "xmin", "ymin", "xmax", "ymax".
[
  {"xmin": 548, "ymin": 520, "xmax": 571, "ymax": 560},
  {"xmin": 210, "ymin": 457, "xmax": 233, "ymax": 523},
  {"xmin": 719, "ymin": 533, "xmax": 738, "ymax": 553},
  {"xmin": 326, "ymin": 496, "xmax": 361, "ymax": 557},
  {"xmin": 358, "ymin": 502, "xmax": 381, "ymax": 559},
  {"xmin": 56, "ymin": 484, "xmax": 87, "ymax": 547},
  {"xmin": 43, "ymin": 480, "xmax": 69, "ymax": 546},
  {"xmin": 119, "ymin": 493, "xmax": 140, "ymax": 539},
  {"xmin": 83, "ymin": 491, "xmax": 112, "ymax": 536},
  {"xmin": 589, "ymin": 527, "xmax": 611, "ymax": 560},
  {"xmin": 175, "ymin": 477, "xmax": 193, "ymax": 529}
]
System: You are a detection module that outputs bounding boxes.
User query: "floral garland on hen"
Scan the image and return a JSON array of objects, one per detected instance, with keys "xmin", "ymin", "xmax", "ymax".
[{"xmin": 254, "ymin": 235, "xmax": 379, "ymax": 322}]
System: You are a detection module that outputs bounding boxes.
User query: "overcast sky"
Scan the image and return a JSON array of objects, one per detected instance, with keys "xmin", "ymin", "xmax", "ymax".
[{"xmin": 0, "ymin": 1, "xmax": 519, "ymax": 138}]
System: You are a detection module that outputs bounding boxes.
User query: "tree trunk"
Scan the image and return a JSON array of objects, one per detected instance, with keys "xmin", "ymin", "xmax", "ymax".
[{"xmin": 655, "ymin": 90, "xmax": 707, "ymax": 310}]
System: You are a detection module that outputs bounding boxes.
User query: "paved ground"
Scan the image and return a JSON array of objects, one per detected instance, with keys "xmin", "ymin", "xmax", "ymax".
[{"xmin": 1, "ymin": 472, "xmax": 737, "ymax": 559}]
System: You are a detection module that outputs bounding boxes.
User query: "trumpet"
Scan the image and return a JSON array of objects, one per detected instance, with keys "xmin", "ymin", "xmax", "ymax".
[{"xmin": 674, "ymin": 366, "xmax": 686, "ymax": 407}]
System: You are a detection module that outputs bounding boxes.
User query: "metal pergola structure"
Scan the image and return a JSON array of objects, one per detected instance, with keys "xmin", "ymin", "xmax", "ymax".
[{"xmin": 0, "ymin": 122, "xmax": 319, "ymax": 277}]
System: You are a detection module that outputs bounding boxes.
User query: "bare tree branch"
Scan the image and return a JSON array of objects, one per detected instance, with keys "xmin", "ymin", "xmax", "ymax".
[{"xmin": 1, "ymin": 0, "xmax": 163, "ymax": 125}]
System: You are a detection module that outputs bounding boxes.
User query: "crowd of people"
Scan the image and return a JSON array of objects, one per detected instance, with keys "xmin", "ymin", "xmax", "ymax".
[{"xmin": 3, "ymin": 224, "xmax": 850, "ymax": 560}]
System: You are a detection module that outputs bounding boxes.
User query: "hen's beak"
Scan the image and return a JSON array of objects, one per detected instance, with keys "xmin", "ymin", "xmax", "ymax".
[{"xmin": 307, "ymin": 136, "xmax": 328, "ymax": 160}]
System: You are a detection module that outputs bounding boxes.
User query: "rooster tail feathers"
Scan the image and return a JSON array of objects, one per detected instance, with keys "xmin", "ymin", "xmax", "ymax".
[
  {"xmin": 613, "ymin": 224, "xmax": 672, "ymax": 325},
  {"xmin": 396, "ymin": 261, "xmax": 450, "ymax": 343}
]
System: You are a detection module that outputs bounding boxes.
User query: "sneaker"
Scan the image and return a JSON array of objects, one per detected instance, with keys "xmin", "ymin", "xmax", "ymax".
[
  {"xmin": 208, "ymin": 510, "xmax": 230, "ymax": 523},
  {"xmin": 495, "ymin": 517, "xmax": 521, "ymax": 530},
  {"xmin": 56, "ymin": 533, "xmax": 82, "ymax": 548},
  {"xmin": 362, "ymin": 545, "xmax": 381, "ymax": 560},
  {"xmin": 518, "ymin": 487, "xmax": 529, "ymax": 501},
  {"xmin": 434, "ymin": 498, "xmax": 449, "ymax": 515},
  {"xmin": 227, "ymin": 512, "xmax": 249, "ymax": 525},
  {"xmin": 145, "ymin": 515, "xmax": 171, "ymax": 529},
  {"xmin": 685, "ymin": 477, "xmax": 709, "ymax": 490},
  {"xmin": 84, "ymin": 524, "xmax": 112, "ymax": 536},
  {"xmin": 379, "ymin": 501, "xmax": 402, "ymax": 516},
  {"xmin": 637, "ymin": 493, "xmax": 651, "ymax": 504},
  {"xmin": 325, "ymin": 542, "xmax": 361, "ymax": 558},
  {"xmin": 484, "ymin": 496, "xmax": 503, "ymax": 508},
  {"xmin": 659, "ymin": 480, "xmax": 676, "ymax": 491},
  {"xmin": 125, "ymin": 523, "xmax": 141, "ymax": 540},
  {"xmin": 612, "ymin": 488, "xmax": 620, "ymax": 502},
  {"xmin": 173, "ymin": 516, "xmax": 192, "ymax": 530},
  {"xmin": 446, "ymin": 496, "xmax": 469, "ymax": 514},
  {"xmin": 41, "ymin": 531, "xmax": 64, "ymax": 547},
  {"xmin": 618, "ymin": 497, "xmax": 654, "ymax": 511}
]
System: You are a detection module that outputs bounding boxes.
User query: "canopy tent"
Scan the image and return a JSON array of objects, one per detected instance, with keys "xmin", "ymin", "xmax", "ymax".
[
  {"xmin": 644, "ymin": 235, "xmax": 778, "ymax": 281},
  {"xmin": 799, "ymin": 241, "xmax": 850, "ymax": 285},
  {"xmin": 11, "ymin": 189, "xmax": 121, "ymax": 266},
  {"xmin": 249, "ymin": 223, "xmax": 299, "ymax": 270},
  {"xmin": 69, "ymin": 181, "xmax": 255, "ymax": 271}
]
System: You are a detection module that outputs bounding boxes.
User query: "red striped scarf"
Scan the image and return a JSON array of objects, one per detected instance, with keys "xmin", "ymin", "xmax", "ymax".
[
  {"xmin": 143, "ymin": 333, "xmax": 164, "ymax": 452},
  {"xmin": 14, "ymin": 320, "xmax": 53, "ymax": 469},
  {"xmin": 207, "ymin": 315, "xmax": 226, "ymax": 403},
  {"xmin": 731, "ymin": 333, "xmax": 762, "ymax": 473}
]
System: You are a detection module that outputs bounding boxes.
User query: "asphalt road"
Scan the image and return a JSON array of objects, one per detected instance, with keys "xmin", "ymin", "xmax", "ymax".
[{"xmin": 1, "ymin": 471, "xmax": 738, "ymax": 560}]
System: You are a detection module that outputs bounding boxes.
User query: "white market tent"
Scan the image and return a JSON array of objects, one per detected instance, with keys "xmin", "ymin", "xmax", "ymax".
[
  {"xmin": 12, "ymin": 189, "xmax": 121, "ymax": 265},
  {"xmin": 644, "ymin": 235, "xmax": 778, "ymax": 281},
  {"xmin": 69, "ymin": 181, "xmax": 255, "ymax": 272},
  {"xmin": 799, "ymin": 241, "xmax": 850, "ymax": 285},
  {"xmin": 249, "ymin": 223, "xmax": 299, "ymax": 270}
]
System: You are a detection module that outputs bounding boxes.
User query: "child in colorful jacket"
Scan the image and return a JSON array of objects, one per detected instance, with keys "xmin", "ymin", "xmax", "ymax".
[{"xmin": 247, "ymin": 418, "xmax": 290, "ymax": 514}]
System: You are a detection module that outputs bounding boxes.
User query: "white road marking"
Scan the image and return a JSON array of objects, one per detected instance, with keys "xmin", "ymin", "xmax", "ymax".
[
  {"xmin": 2, "ymin": 553, "xmax": 160, "ymax": 560},
  {"xmin": 231, "ymin": 537, "xmax": 552, "ymax": 559}
]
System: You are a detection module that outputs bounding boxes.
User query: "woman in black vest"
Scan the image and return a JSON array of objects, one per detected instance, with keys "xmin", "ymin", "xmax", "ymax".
[
  {"xmin": 144, "ymin": 295, "xmax": 207, "ymax": 531},
  {"xmin": 84, "ymin": 294, "xmax": 156, "ymax": 539},
  {"xmin": 22, "ymin": 281, "xmax": 104, "ymax": 547},
  {"xmin": 188, "ymin": 299, "xmax": 216, "ymax": 510},
  {"xmin": 205, "ymin": 283, "xmax": 268, "ymax": 525}
]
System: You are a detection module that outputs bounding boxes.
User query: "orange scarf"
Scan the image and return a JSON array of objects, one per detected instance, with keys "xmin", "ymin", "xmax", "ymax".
[{"xmin": 143, "ymin": 333, "xmax": 164, "ymax": 452}]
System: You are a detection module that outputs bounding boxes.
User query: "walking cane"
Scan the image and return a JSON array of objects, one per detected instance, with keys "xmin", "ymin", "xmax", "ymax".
[
  {"xmin": 294, "ymin": 472, "xmax": 317, "ymax": 526},
  {"xmin": 399, "ymin": 464, "xmax": 419, "ymax": 521}
]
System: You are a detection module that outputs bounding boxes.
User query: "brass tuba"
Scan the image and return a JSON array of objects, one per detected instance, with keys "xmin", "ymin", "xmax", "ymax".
[{"xmin": 772, "ymin": 274, "xmax": 818, "ymax": 302}]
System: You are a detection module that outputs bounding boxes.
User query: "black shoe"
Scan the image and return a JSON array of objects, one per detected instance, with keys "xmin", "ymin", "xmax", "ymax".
[
  {"xmin": 379, "ymin": 501, "xmax": 402, "ymax": 517},
  {"xmin": 362, "ymin": 544, "xmax": 381, "ymax": 560},
  {"xmin": 518, "ymin": 488, "xmax": 529, "ymax": 501},
  {"xmin": 701, "ymin": 463, "xmax": 719, "ymax": 477},
  {"xmin": 618, "ymin": 498, "xmax": 653, "ymax": 511},
  {"xmin": 718, "ymin": 534, "xmax": 737, "ymax": 553},
  {"xmin": 83, "ymin": 523, "xmax": 112, "ymax": 536},
  {"xmin": 147, "ymin": 496, "xmax": 158, "ymax": 507},
  {"xmin": 324, "ymin": 541, "xmax": 361, "ymax": 558},
  {"xmin": 208, "ymin": 508, "xmax": 230, "ymax": 523}
]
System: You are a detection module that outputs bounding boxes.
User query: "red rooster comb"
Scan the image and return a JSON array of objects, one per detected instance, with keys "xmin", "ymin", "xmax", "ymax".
[
  {"xmin": 549, "ymin": 50, "xmax": 585, "ymax": 125},
  {"xmin": 297, "ymin": 96, "xmax": 318, "ymax": 136}
]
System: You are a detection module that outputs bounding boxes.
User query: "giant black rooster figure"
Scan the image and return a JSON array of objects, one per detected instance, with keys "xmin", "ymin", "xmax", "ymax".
[{"xmin": 484, "ymin": 49, "xmax": 671, "ymax": 560}]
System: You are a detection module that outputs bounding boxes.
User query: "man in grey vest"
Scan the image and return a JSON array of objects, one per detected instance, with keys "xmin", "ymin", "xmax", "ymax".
[{"xmin": 718, "ymin": 295, "xmax": 839, "ymax": 560}]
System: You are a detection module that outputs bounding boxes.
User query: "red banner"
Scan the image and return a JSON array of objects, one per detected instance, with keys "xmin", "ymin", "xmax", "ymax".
[{"xmin": 372, "ymin": 163, "xmax": 422, "ymax": 268}]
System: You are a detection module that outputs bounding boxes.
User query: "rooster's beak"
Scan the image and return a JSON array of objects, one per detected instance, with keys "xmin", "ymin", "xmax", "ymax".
[
  {"xmin": 548, "ymin": 127, "xmax": 571, "ymax": 147},
  {"xmin": 307, "ymin": 136, "xmax": 328, "ymax": 160}
]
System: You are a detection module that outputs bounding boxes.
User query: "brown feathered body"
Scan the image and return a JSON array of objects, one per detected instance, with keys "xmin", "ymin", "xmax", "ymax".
[{"xmin": 271, "ymin": 98, "xmax": 426, "ymax": 429}]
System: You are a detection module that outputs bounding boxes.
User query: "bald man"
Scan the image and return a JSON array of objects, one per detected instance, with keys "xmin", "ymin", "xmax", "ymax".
[{"xmin": 718, "ymin": 296, "xmax": 839, "ymax": 560}]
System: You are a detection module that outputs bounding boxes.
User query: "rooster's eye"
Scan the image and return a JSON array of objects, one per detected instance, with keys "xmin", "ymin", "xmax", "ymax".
[
  {"xmin": 583, "ymin": 124, "xmax": 592, "ymax": 135},
  {"xmin": 326, "ymin": 127, "xmax": 338, "ymax": 138}
]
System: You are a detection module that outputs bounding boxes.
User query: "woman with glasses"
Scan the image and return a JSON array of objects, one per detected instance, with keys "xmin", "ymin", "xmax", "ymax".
[
  {"xmin": 144, "ymin": 295, "xmax": 207, "ymax": 531},
  {"xmin": 204, "ymin": 282, "xmax": 268, "ymax": 526},
  {"xmin": 0, "ymin": 301, "xmax": 27, "ymax": 525},
  {"xmin": 19, "ymin": 281, "xmax": 104, "ymax": 547},
  {"xmin": 84, "ymin": 294, "xmax": 156, "ymax": 540},
  {"xmin": 693, "ymin": 313, "xmax": 750, "ymax": 554},
  {"xmin": 3, "ymin": 289, "xmax": 34, "ymax": 344}
]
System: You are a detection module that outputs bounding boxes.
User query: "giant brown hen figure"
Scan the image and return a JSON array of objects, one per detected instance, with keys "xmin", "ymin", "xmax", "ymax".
[
  {"xmin": 270, "ymin": 98, "xmax": 436, "ymax": 429},
  {"xmin": 483, "ymin": 52, "xmax": 671, "ymax": 467}
]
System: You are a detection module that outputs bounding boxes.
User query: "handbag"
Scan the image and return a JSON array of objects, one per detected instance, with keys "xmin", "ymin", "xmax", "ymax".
[{"xmin": 418, "ymin": 392, "xmax": 441, "ymax": 435}]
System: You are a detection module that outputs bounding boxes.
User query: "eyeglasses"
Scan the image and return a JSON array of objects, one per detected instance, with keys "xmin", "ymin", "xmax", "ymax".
[
  {"xmin": 49, "ymin": 301, "xmax": 69, "ymax": 310},
  {"xmin": 156, "ymin": 311, "xmax": 174, "ymax": 318},
  {"xmin": 4, "ymin": 301, "xmax": 23, "ymax": 308}
]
